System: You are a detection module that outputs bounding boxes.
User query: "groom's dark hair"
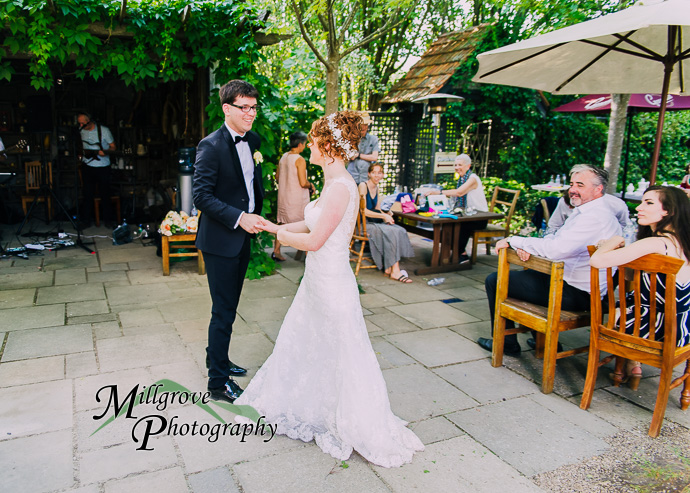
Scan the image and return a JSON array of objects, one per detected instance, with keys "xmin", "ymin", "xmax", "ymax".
[{"xmin": 219, "ymin": 80, "xmax": 259, "ymax": 105}]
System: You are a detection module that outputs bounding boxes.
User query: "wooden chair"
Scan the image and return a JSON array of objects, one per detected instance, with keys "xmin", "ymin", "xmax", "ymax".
[
  {"xmin": 471, "ymin": 187, "xmax": 520, "ymax": 263},
  {"xmin": 21, "ymin": 161, "xmax": 52, "ymax": 218},
  {"xmin": 349, "ymin": 195, "xmax": 378, "ymax": 276},
  {"xmin": 492, "ymin": 248, "xmax": 591, "ymax": 393},
  {"xmin": 161, "ymin": 232, "xmax": 205, "ymax": 276},
  {"xmin": 580, "ymin": 250, "xmax": 690, "ymax": 437}
]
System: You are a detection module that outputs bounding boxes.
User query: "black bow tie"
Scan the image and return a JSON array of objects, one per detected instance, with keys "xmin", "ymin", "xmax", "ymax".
[{"xmin": 234, "ymin": 134, "xmax": 249, "ymax": 144}]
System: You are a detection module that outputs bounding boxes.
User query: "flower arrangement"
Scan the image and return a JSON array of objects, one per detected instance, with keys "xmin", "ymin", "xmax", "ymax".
[{"xmin": 159, "ymin": 211, "xmax": 198, "ymax": 236}]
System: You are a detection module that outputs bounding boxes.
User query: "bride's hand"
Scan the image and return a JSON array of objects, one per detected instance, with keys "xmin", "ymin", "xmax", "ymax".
[{"xmin": 258, "ymin": 218, "xmax": 279, "ymax": 234}]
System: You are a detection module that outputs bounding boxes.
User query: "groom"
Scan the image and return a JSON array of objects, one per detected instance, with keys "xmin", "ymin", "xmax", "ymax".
[{"xmin": 193, "ymin": 79, "xmax": 266, "ymax": 403}]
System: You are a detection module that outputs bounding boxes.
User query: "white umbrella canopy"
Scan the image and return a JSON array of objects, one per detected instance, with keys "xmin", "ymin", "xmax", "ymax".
[{"xmin": 472, "ymin": 0, "xmax": 690, "ymax": 183}]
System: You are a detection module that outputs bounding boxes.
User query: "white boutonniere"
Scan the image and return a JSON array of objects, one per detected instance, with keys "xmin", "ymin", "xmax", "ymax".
[{"xmin": 253, "ymin": 150, "xmax": 263, "ymax": 164}]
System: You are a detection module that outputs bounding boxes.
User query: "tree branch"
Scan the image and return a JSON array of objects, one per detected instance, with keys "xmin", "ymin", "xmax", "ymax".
[
  {"xmin": 341, "ymin": 8, "xmax": 409, "ymax": 57},
  {"xmin": 290, "ymin": 0, "xmax": 331, "ymax": 69}
]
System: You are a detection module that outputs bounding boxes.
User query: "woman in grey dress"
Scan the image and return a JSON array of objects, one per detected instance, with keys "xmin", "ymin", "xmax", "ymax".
[{"xmin": 357, "ymin": 163, "xmax": 414, "ymax": 283}]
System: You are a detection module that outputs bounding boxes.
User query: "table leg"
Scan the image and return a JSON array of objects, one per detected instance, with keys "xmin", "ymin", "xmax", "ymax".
[
  {"xmin": 162, "ymin": 236, "xmax": 170, "ymax": 276},
  {"xmin": 452, "ymin": 223, "xmax": 461, "ymax": 264},
  {"xmin": 430, "ymin": 223, "xmax": 441, "ymax": 267},
  {"xmin": 440, "ymin": 223, "xmax": 453, "ymax": 265}
]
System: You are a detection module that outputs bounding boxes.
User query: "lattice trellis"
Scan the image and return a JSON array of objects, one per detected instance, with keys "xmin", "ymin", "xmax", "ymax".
[
  {"xmin": 369, "ymin": 113, "xmax": 402, "ymax": 194},
  {"xmin": 461, "ymin": 120, "xmax": 493, "ymax": 178}
]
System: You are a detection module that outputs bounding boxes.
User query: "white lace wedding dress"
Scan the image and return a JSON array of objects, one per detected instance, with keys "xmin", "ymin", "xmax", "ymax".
[{"xmin": 235, "ymin": 175, "xmax": 424, "ymax": 467}]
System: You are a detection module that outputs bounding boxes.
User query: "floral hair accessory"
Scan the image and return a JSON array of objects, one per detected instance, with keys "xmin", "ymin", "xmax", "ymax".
[{"xmin": 326, "ymin": 113, "xmax": 358, "ymax": 160}]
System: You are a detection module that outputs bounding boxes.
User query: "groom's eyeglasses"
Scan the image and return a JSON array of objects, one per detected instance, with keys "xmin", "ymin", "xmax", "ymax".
[{"xmin": 227, "ymin": 103, "xmax": 260, "ymax": 114}]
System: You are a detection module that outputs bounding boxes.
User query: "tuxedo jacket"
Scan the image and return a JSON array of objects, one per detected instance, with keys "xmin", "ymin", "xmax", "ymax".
[{"xmin": 193, "ymin": 125, "xmax": 264, "ymax": 258}]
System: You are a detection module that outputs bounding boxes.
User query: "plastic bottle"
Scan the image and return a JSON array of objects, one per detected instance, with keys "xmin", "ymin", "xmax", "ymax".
[
  {"xmin": 562, "ymin": 174, "xmax": 567, "ymax": 185},
  {"xmin": 427, "ymin": 278, "xmax": 445, "ymax": 286},
  {"xmin": 548, "ymin": 175, "xmax": 555, "ymax": 184},
  {"xmin": 555, "ymin": 175, "xmax": 561, "ymax": 185}
]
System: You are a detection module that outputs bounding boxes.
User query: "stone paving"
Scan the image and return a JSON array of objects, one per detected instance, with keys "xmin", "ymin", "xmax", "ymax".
[{"xmin": 1, "ymin": 222, "xmax": 689, "ymax": 493}]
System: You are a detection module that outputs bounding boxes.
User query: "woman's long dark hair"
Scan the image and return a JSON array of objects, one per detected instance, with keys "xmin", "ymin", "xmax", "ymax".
[{"xmin": 637, "ymin": 185, "xmax": 690, "ymax": 261}]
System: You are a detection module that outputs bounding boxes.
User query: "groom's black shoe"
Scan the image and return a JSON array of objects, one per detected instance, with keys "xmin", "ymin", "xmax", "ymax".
[
  {"xmin": 206, "ymin": 356, "xmax": 247, "ymax": 376},
  {"xmin": 209, "ymin": 379, "xmax": 244, "ymax": 403},
  {"xmin": 477, "ymin": 337, "xmax": 521, "ymax": 356}
]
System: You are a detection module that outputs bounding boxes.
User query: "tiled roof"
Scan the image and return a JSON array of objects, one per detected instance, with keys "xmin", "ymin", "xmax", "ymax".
[{"xmin": 382, "ymin": 24, "xmax": 489, "ymax": 104}]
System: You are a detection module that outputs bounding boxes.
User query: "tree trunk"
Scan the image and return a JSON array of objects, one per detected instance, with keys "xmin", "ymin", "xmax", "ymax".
[
  {"xmin": 604, "ymin": 94, "xmax": 631, "ymax": 194},
  {"xmin": 325, "ymin": 56, "xmax": 340, "ymax": 114}
]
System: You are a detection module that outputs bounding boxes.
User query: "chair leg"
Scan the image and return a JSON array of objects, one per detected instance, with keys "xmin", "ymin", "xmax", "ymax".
[
  {"xmin": 491, "ymin": 315, "xmax": 507, "ymax": 368},
  {"xmin": 541, "ymin": 330, "xmax": 558, "ymax": 394},
  {"xmin": 649, "ymin": 364, "xmax": 675, "ymax": 437},
  {"xmin": 162, "ymin": 236, "xmax": 171, "ymax": 276},
  {"xmin": 580, "ymin": 346, "xmax": 600, "ymax": 410},
  {"xmin": 471, "ymin": 235, "xmax": 479, "ymax": 264},
  {"xmin": 610, "ymin": 357, "xmax": 626, "ymax": 387},
  {"xmin": 679, "ymin": 360, "xmax": 690, "ymax": 411},
  {"xmin": 94, "ymin": 198, "xmax": 101, "ymax": 227}
]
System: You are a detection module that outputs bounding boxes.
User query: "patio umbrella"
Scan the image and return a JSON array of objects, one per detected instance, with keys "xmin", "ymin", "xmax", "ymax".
[
  {"xmin": 472, "ymin": 0, "xmax": 690, "ymax": 184},
  {"xmin": 553, "ymin": 93, "xmax": 690, "ymax": 194}
]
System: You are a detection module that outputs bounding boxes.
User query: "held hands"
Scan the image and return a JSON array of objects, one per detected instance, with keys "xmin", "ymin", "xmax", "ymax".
[
  {"xmin": 256, "ymin": 218, "xmax": 280, "ymax": 234},
  {"xmin": 239, "ymin": 213, "xmax": 268, "ymax": 234}
]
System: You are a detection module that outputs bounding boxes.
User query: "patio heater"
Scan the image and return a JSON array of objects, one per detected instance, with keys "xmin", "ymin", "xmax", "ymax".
[{"xmin": 412, "ymin": 93, "xmax": 464, "ymax": 183}]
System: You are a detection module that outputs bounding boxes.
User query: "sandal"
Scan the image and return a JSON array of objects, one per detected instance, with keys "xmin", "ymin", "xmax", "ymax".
[
  {"xmin": 271, "ymin": 252, "xmax": 286, "ymax": 262},
  {"xmin": 609, "ymin": 360, "xmax": 642, "ymax": 390},
  {"xmin": 391, "ymin": 274, "xmax": 412, "ymax": 283}
]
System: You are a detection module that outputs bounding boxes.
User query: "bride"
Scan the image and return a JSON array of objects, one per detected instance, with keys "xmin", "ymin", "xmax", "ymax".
[{"xmin": 235, "ymin": 111, "xmax": 424, "ymax": 467}]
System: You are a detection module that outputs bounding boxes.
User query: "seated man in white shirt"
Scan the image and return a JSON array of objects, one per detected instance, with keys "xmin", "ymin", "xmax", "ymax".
[
  {"xmin": 548, "ymin": 190, "xmax": 631, "ymax": 230},
  {"xmin": 478, "ymin": 164, "xmax": 622, "ymax": 355}
]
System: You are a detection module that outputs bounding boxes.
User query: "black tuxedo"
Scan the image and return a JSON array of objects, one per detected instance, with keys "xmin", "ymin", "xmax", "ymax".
[{"xmin": 193, "ymin": 124, "xmax": 264, "ymax": 389}]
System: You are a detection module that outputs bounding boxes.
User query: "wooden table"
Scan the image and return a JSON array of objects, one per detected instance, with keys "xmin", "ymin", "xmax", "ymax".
[{"xmin": 393, "ymin": 210, "xmax": 504, "ymax": 275}]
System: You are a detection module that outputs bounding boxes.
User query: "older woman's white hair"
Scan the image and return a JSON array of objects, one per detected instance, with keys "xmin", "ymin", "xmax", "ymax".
[{"xmin": 455, "ymin": 153, "xmax": 472, "ymax": 166}]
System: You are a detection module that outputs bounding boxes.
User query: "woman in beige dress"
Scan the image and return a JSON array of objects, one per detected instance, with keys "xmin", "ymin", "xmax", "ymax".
[{"xmin": 274, "ymin": 131, "xmax": 315, "ymax": 260}]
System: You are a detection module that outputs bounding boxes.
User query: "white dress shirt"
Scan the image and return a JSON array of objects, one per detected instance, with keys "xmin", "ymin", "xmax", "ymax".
[
  {"xmin": 549, "ymin": 194, "xmax": 631, "ymax": 230},
  {"xmin": 510, "ymin": 196, "xmax": 622, "ymax": 293},
  {"xmin": 225, "ymin": 123, "xmax": 255, "ymax": 228}
]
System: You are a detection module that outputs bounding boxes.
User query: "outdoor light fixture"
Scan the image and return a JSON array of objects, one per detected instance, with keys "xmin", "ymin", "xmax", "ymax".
[{"xmin": 412, "ymin": 93, "xmax": 464, "ymax": 182}]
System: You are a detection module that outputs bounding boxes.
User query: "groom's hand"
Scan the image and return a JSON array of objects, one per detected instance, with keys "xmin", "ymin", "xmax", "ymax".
[
  {"xmin": 258, "ymin": 219, "xmax": 279, "ymax": 234},
  {"xmin": 239, "ymin": 213, "xmax": 264, "ymax": 234}
]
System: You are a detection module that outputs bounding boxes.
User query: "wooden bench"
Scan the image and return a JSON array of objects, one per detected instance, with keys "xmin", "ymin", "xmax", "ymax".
[
  {"xmin": 493, "ymin": 248, "xmax": 590, "ymax": 393},
  {"xmin": 161, "ymin": 232, "xmax": 205, "ymax": 276}
]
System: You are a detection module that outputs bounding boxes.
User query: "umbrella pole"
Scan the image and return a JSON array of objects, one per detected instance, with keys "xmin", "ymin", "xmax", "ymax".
[{"xmin": 650, "ymin": 27, "xmax": 678, "ymax": 185}]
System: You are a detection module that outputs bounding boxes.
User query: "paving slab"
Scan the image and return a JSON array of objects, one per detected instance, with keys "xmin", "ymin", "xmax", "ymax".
[
  {"xmin": 67, "ymin": 300, "xmax": 110, "ymax": 317},
  {"xmin": 409, "ymin": 416, "xmax": 465, "ymax": 445},
  {"xmin": 98, "ymin": 247, "xmax": 157, "ymax": 265},
  {"xmin": 2, "ymin": 324, "xmax": 93, "ymax": 361},
  {"xmin": 234, "ymin": 445, "xmax": 390, "ymax": 493},
  {"xmin": 66, "ymin": 351, "xmax": 99, "ymax": 379},
  {"xmin": 172, "ymin": 404, "xmax": 303, "ymax": 473},
  {"xmin": 1, "ymin": 303, "xmax": 65, "ymax": 331},
  {"xmin": 528, "ymin": 392, "xmax": 618, "ymax": 439},
  {"xmin": 0, "ymin": 287, "xmax": 36, "ymax": 308},
  {"xmin": 237, "ymin": 296, "xmax": 293, "ymax": 323},
  {"xmin": 147, "ymin": 360, "xmax": 207, "ymax": 400},
  {"xmin": 605, "ymin": 375, "xmax": 690, "ymax": 429},
  {"xmin": 0, "ymin": 271, "xmax": 54, "ymax": 290},
  {"xmin": 364, "ymin": 310, "xmax": 421, "ymax": 335},
  {"xmin": 106, "ymin": 283, "xmax": 174, "ymax": 306},
  {"xmin": 0, "ymin": 355, "xmax": 64, "ymax": 387},
  {"xmin": 96, "ymin": 333, "xmax": 189, "ymax": 372},
  {"xmin": 220, "ymin": 332, "xmax": 276, "ymax": 373},
  {"xmin": 450, "ymin": 299, "xmax": 491, "ymax": 321},
  {"xmin": 0, "ymin": 430, "xmax": 74, "ymax": 493},
  {"xmin": 104, "ymin": 467, "xmax": 189, "ymax": 493},
  {"xmin": 87, "ymin": 270, "xmax": 129, "ymax": 283},
  {"xmin": 359, "ymin": 291, "xmax": 401, "ymax": 309},
  {"xmin": 127, "ymin": 268, "xmax": 195, "ymax": 285},
  {"xmin": 74, "ymin": 403, "xmax": 163, "ymax": 452},
  {"xmin": 43, "ymin": 256, "xmax": 100, "ymax": 271},
  {"xmin": 37, "ymin": 283, "xmax": 105, "ymax": 304},
  {"xmin": 383, "ymin": 364, "xmax": 478, "ymax": 422},
  {"xmin": 175, "ymin": 318, "xmax": 210, "ymax": 343},
  {"xmin": 0, "ymin": 379, "xmax": 72, "ymax": 439},
  {"xmin": 128, "ymin": 258, "xmax": 167, "ymax": 270},
  {"xmin": 388, "ymin": 300, "xmax": 480, "ymax": 329},
  {"xmin": 567, "ymin": 389, "xmax": 657, "ymax": 431},
  {"xmin": 439, "ymin": 285, "xmax": 488, "ymax": 301},
  {"xmin": 92, "ymin": 320, "xmax": 123, "ymax": 339},
  {"xmin": 55, "ymin": 267, "xmax": 87, "ymax": 285},
  {"xmin": 375, "ymin": 281, "xmax": 450, "ymax": 304},
  {"xmin": 434, "ymin": 360, "xmax": 538, "ymax": 404},
  {"xmin": 73, "ymin": 367, "xmax": 153, "ymax": 412},
  {"xmin": 99, "ymin": 262, "xmax": 129, "ymax": 272},
  {"xmin": 241, "ymin": 274, "xmax": 299, "ymax": 299},
  {"xmin": 161, "ymin": 294, "xmax": 212, "ymax": 322},
  {"xmin": 117, "ymin": 307, "xmax": 164, "ymax": 327},
  {"xmin": 374, "ymin": 435, "xmax": 541, "ymax": 493},
  {"xmin": 189, "ymin": 467, "xmax": 240, "ymax": 493},
  {"xmin": 256, "ymin": 320, "xmax": 281, "ymax": 343},
  {"xmin": 79, "ymin": 437, "xmax": 178, "ymax": 484},
  {"xmin": 70, "ymin": 312, "xmax": 118, "ymax": 325},
  {"xmin": 385, "ymin": 327, "xmax": 489, "ymax": 367},
  {"xmin": 446, "ymin": 397, "xmax": 610, "ymax": 476},
  {"xmin": 371, "ymin": 338, "xmax": 416, "ymax": 370},
  {"xmin": 122, "ymin": 322, "xmax": 177, "ymax": 337}
]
